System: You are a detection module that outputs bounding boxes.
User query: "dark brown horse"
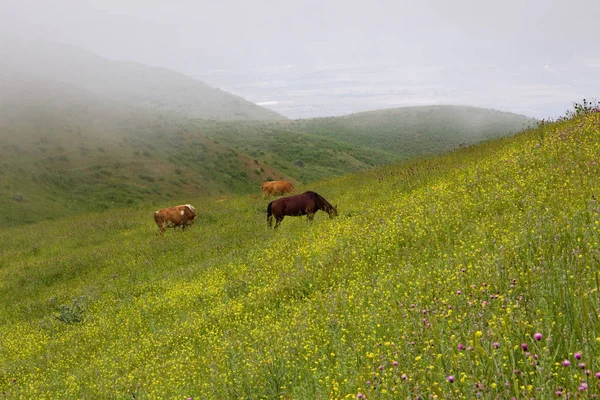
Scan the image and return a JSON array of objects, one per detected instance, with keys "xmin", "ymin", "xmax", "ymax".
[{"xmin": 267, "ymin": 191, "xmax": 338, "ymax": 228}]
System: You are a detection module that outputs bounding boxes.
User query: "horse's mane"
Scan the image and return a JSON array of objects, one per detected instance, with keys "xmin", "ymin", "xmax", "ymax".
[{"xmin": 306, "ymin": 191, "xmax": 332, "ymax": 210}]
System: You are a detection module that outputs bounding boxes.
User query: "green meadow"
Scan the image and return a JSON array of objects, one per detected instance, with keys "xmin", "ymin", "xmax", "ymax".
[{"xmin": 1, "ymin": 111, "xmax": 599, "ymax": 399}]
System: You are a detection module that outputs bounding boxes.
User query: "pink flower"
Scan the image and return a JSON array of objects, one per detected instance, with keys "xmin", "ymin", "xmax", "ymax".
[
  {"xmin": 447, "ymin": 375, "xmax": 455, "ymax": 383},
  {"xmin": 521, "ymin": 343, "xmax": 528, "ymax": 351},
  {"xmin": 534, "ymin": 333, "xmax": 542, "ymax": 340},
  {"xmin": 575, "ymin": 352, "xmax": 582, "ymax": 360},
  {"xmin": 562, "ymin": 360, "xmax": 571, "ymax": 367}
]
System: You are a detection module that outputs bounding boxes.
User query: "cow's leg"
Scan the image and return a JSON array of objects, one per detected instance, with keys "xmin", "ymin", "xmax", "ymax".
[
  {"xmin": 307, "ymin": 213, "xmax": 315, "ymax": 222},
  {"xmin": 274, "ymin": 216, "xmax": 283, "ymax": 229}
]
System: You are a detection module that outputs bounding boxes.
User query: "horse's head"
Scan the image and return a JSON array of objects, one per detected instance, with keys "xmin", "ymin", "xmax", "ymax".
[{"xmin": 328, "ymin": 204, "xmax": 338, "ymax": 218}]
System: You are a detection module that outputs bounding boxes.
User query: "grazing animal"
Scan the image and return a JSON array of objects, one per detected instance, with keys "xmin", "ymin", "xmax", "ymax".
[
  {"xmin": 267, "ymin": 191, "xmax": 338, "ymax": 229},
  {"xmin": 153, "ymin": 204, "xmax": 197, "ymax": 235},
  {"xmin": 261, "ymin": 180, "xmax": 295, "ymax": 197}
]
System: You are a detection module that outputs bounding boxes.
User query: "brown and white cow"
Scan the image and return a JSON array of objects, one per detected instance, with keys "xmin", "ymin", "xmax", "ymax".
[
  {"xmin": 153, "ymin": 204, "xmax": 197, "ymax": 235},
  {"xmin": 261, "ymin": 180, "xmax": 295, "ymax": 197}
]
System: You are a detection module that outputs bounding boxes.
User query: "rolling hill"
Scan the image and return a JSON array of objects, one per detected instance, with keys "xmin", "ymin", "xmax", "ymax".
[
  {"xmin": 0, "ymin": 33, "xmax": 534, "ymax": 226},
  {"xmin": 0, "ymin": 89, "xmax": 533, "ymax": 226},
  {"xmin": 0, "ymin": 110, "xmax": 598, "ymax": 398},
  {"xmin": 0, "ymin": 70, "xmax": 393, "ymax": 225},
  {"xmin": 0, "ymin": 32, "xmax": 284, "ymax": 121},
  {"xmin": 292, "ymin": 105, "xmax": 533, "ymax": 157}
]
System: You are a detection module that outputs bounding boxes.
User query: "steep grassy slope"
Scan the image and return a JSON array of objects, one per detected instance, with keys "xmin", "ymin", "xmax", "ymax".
[
  {"xmin": 0, "ymin": 32, "xmax": 283, "ymax": 121},
  {"xmin": 1, "ymin": 112, "xmax": 598, "ymax": 398}
]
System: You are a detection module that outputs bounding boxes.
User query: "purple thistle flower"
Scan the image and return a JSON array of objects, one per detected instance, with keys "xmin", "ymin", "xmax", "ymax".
[
  {"xmin": 456, "ymin": 290, "xmax": 462, "ymax": 295},
  {"xmin": 521, "ymin": 343, "xmax": 528, "ymax": 351},
  {"xmin": 447, "ymin": 375, "xmax": 455, "ymax": 383},
  {"xmin": 579, "ymin": 363, "xmax": 586, "ymax": 369},
  {"xmin": 562, "ymin": 360, "xmax": 571, "ymax": 367},
  {"xmin": 401, "ymin": 373, "xmax": 407, "ymax": 380},
  {"xmin": 556, "ymin": 390, "xmax": 562, "ymax": 397},
  {"xmin": 493, "ymin": 342, "xmax": 500, "ymax": 349},
  {"xmin": 534, "ymin": 332, "xmax": 542, "ymax": 340},
  {"xmin": 458, "ymin": 343, "xmax": 465, "ymax": 351},
  {"xmin": 575, "ymin": 352, "xmax": 582, "ymax": 360},
  {"xmin": 596, "ymin": 372, "xmax": 600, "ymax": 379},
  {"xmin": 579, "ymin": 382, "xmax": 588, "ymax": 391},
  {"xmin": 357, "ymin": 393, "xmax": 364, "ymax": 399},
  {"xmin": 392, "ymin": 361, "xmax": 398, "ymax": 367}
]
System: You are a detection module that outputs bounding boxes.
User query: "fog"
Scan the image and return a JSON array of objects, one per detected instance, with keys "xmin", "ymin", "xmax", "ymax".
[{"xmin": 2, "ymin": 0, "xmax": 599, "ymax": 119}]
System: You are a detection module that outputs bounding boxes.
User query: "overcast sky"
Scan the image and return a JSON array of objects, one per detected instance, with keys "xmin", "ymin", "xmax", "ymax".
[{"xmin": 1, "ymin": 0, "xmax": 599, "ymax": 119}]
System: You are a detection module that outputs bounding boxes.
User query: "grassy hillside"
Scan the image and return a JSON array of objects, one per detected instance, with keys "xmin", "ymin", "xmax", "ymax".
[
  {"xmin": 293, "ymin": 105, "xmax": 533, "ymax": 158},
  {"xmin": 0, "ymin": 32, "xmax": 283, "ymax": 121},
  {"xmin": 1, "ymin": 111, "xmax": 598, "ymax": 398},
  {"xmin": 0, "ymin": 68, "xmax": 391, "ymax": 226},
  {"xmin": 0, "ymin": 73, "xmax": 531, "ymax": 227}
]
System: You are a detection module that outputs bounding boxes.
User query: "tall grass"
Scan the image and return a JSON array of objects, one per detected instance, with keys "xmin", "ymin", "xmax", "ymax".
[{"xmin": 0, "ymin": 112, "xmax": 598, "ymax": 399}]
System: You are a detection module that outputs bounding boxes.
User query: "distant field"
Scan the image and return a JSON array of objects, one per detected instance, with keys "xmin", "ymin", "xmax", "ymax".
[{"xmin": 1, "ymin": 112, "xmax": 598, "ymax": 399}]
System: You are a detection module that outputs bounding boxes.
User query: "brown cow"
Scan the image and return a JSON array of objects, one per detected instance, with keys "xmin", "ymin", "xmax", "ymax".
[
  {"xmin": 153, "ymin": 204, "xmax": 197, "ymax": 235},
  {"xmin": 261, "ymin": 180, "xmax": 295, "ymax": 197}
]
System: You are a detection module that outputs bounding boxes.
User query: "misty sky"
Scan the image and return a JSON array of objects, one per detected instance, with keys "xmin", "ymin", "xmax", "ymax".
[{"xmin": 1, "ymin": 0, "xmax": 599, "ymax": 119}]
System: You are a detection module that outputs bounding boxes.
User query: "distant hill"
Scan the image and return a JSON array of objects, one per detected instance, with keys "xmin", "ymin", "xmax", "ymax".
[
  {"xmin": 0, "ymin": 32, "xmax": 284, "ymax": 120},
  {"xmin": 291, "ymin": 105, "xmax": 534, "ymax": 159}
]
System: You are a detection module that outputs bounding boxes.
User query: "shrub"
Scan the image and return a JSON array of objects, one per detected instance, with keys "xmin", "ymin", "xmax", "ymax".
[
  {"xmin": 566, "ymin": 98, "xmax": 600, "ymax": 118},
  {"xmin": 50, "ymin": 296, "xmax": 86, "ymax": 324}
]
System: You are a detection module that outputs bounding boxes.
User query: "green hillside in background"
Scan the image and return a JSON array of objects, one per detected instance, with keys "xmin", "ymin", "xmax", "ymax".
[
  {"xmin": 293, "ymin": 105, "xmax": 533, "ymax": 157},
  {"xmin": 0, "ymin": 34, "xmax": 534, "ymax": 227},
  {"xmin": 1, "ymin": 110, "xmax": 598, "ymax": 399},
  {"xmin": 0, "ymin": 95, "xmax": 531, "ymax": 226}
]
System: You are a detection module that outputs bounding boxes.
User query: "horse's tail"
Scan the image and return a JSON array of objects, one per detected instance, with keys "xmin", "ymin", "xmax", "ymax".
[{"xmin": 267, "ymin": 201, "xmax": 273, "ymax": 228}]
